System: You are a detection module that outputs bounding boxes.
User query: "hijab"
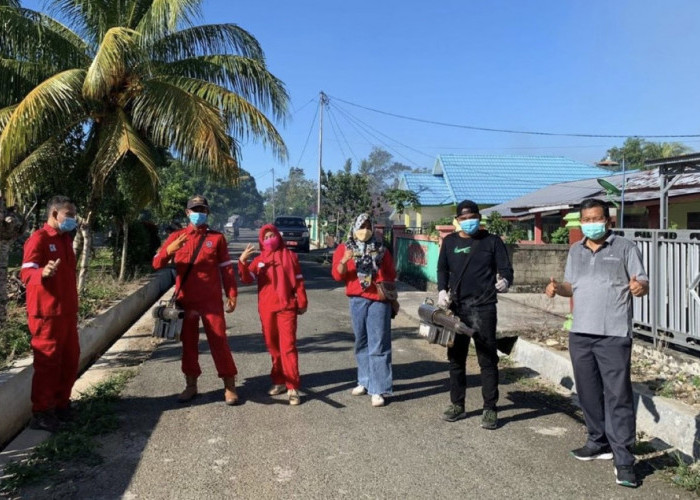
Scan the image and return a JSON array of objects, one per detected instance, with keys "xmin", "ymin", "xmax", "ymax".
[{"xmin": 344, "ymin": 214, "xmax": 386, "ymax": 290}]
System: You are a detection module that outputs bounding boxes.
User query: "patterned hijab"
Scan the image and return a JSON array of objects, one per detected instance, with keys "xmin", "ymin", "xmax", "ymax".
[{"xmin": 345, "ymin": 213, "xmax": 385, "ymax": 290}]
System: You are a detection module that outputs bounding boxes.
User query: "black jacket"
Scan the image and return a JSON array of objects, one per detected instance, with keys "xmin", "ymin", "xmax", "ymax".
[{"xmin": 437, "ymin": 230, "xmax": 514, "ymax": 308}]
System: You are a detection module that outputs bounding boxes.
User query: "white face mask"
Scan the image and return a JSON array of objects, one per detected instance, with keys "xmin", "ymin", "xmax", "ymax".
[{"xmin": 354, "ymin": 228, "xmax": 373, "ymax": 242}]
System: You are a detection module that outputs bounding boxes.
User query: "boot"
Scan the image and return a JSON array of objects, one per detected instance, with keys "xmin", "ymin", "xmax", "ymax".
[
  {"xmin": 177, "ymin": 375, "xmax": 198, "ymax": 402},
  {"xmin": 223, "ymin": 376, "xmax": 238, "ymax": 405}
]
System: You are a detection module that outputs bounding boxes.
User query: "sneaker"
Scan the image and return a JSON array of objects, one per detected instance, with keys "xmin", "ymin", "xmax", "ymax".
[
  {"xmin": 614, "ymin": 465, "xmax": 638, "ymax": 488},
  {"xmin": 29, "ymin": 411, "xmax": 61, "ymax": 433},
  {"xmin": 351, "ymin": 385, "xmax": 367, "ymax": 396},
  {"xmin": 268, "ymin": 384, "xmax": 286, "ymax": 396},
  {"xmin": 481, "ymin": 409, "xmax": 498, "ymax": 430},
  {"xmin": 371, "ymin": 394, "xmax": 385, "ymax": 407},
  {"xmin": 442, "ymin": 404, "xmax": 467, "ymax": 422},
  {"xmin": 288, "ymin": 389, "xmax": 301, "ymax": 406},
  {"xmin": 571, "ymin": 445, "xmax": 614, "ymax": 461}
]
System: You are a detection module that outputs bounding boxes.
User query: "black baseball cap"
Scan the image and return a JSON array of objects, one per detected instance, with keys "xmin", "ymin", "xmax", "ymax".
[
  {"xmin": 186, "ymin": 195, "xmax": 209, "ymax": 209},
  {"xmin": 456, "ymin": 200, "xmax": 479, "ymax": 216}
]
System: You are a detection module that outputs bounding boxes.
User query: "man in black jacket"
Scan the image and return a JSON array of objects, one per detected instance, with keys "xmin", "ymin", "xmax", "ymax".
[{"xmin": 437, "ymin": 200, "xmax": 514, "ymax": 429}]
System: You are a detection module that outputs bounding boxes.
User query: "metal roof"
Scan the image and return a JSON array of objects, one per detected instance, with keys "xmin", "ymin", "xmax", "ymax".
[
  {"xmin": 482, "ymin": 169, "xmax": 700, "ymax": 218},
  {"xmin": 399, "ymin": 173, "xmax": 454, "ymax": 206},
  {"xmin": 435, "ymin": 154, "xmax": 612, "ymax": 204},
  {"xmin": 399, "ymin": 154, "xmax": 613, "ymax": 207}
]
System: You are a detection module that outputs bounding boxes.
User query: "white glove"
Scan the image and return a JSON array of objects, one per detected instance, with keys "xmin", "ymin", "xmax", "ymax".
[
  {"xmin": 437, "ymin": 290, "xmax": 450, "ymax": 308},
  {"xmin": 495, "ymin": 274, "xmax": 509, "ymax": 293}
]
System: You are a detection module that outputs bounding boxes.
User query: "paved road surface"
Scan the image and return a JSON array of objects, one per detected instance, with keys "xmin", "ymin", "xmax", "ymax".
[{"xmin": 18, "ymin": 229, "xmax": 691, "ymax": 499}]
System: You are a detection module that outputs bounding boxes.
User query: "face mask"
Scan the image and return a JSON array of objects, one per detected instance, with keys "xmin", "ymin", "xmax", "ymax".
[
  {"xmin": 354, "ymin": 228, "xmax": 373, "ymax": 242},
  {"xmin": 459, "ymin": 219, "xmax": 480, "ymax": 235},
  {"xmin": 581, "ymin": 222, "xmax": 607, "ymax": 240},
  {"xmin": 58, "ymin": 217, "xmax": 77, "ymax": 233},
  {"xmin": 263, "ymin": 237, "xmax": 280, "ymax": 251},
  {"xmin": 189, "ymin": 213, "xmax": 207, "ymax": 226}
]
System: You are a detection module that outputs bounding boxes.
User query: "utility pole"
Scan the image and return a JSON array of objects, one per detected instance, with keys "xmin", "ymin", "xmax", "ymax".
[
  {"xmin": 620, "ymin": 155, "xmax": 626, "ymax": 229},
  {"xmin": 317, "ymin": 91, "xmax": 328, "ymax": 245}
]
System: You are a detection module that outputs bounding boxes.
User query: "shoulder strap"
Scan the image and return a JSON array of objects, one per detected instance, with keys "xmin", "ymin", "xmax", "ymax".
[
  {"xmin": 451, "ymin": 237, "xmax": 483, "ymax": 293},
  {"xmin": 171, "ymin": 232, "xmax": 208, "ymax": 304}
]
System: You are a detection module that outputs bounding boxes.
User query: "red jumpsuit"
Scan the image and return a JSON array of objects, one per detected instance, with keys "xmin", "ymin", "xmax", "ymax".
[
  {"xmin": 153, "ymin": 225, "xmax": 238, "ymax": 378},
  {"xmin": 21, "ymin": 223, "xmax": 79, "ymax": 413},
  {"xmin": 238, "ymin": 225, "xmax": 307, "ymax": 390}
]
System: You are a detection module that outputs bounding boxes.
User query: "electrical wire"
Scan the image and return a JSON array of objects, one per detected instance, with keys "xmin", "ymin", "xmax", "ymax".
[
  {"xmin": 295, "ymin": 100, "xmax": 319, "ymax": 168},
  {"xmin": 332, "ymin": 101, "xmax": 435, "ymax": 159},
  {"xmin": 328, "ymin": 94, "xmax": 700, "ymax": 139},
  {"xmin": 327, "ymin": 106, "xmax": 360, "ymax": 164},
  {"xmin": 290, "ymin": 97, "xmax": 317, "ymax": 116}
]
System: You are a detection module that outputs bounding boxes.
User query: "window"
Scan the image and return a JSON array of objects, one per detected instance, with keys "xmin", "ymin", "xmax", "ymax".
[{"xmin": 687, "ymin": 212, "xmax": 700, "ymax": 230}]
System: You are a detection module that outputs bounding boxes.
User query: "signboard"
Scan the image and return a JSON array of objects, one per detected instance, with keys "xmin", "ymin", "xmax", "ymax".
[{"xmin": 395, "ymin": 236, "xmax": 439, "ymax": 283}]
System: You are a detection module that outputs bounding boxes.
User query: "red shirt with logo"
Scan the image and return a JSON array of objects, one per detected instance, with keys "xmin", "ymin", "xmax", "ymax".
[
  {"xmin": 21, "ymin": 223, "xmax": 78, "ymax": 317},
  {"xmin": 153, "ymin": 225, "xmax": 237, "ymax": 307}
]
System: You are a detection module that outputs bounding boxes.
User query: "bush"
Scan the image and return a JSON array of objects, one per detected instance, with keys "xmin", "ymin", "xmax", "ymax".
[
  {"xmin": 0, "ymin": 304, "xmax": 31, "ymax": 369},
  {"xmin": 550, "ymin": 226, "xmax": 569, "ymax": 244},
  {"xmin": 110, "ymin": 221, "xmax": 161, "ymax": 278}
]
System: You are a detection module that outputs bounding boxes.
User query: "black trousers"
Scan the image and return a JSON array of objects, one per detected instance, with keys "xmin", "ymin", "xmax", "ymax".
[
  {"xmin": 568, "ymin": 332, "xmax": 635, "ymax": 466},
  {"xmin": 447, "ymin": 304, "xmax": 499, "ymax": 410}
]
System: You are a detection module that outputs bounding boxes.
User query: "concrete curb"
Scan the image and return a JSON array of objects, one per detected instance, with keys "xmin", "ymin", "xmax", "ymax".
[
  {"xmin": 0, "ymin": 268, "xmax": 174, "ymax": 448},
  {"xmin": 510, "ymin": 337, "xmax": 700, "ymax": 460}
]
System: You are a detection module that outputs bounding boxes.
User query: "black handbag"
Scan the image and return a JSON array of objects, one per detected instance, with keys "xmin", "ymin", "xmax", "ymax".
[{"xmin": 152, "ymin": 234, "xmax": 207, "ymax": 341}]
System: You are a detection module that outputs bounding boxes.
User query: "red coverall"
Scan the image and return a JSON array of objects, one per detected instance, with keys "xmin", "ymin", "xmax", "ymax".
[
  {"xmin": 238, "ymin": 225, "xmax": 308, "ymax": 390},
  {"xmin": 153, "ymin": 225, "xmax": 238, "ymax": 378},
  {"xmin": 21, "ymin": 223, "xmax": 79, "ymax": 413}
]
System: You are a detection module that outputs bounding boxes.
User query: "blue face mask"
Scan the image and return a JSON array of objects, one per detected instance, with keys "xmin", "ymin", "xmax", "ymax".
[
  {"xmin": 58, "ymin": 217, "xmax": 78, "ymax": 233},
  {"xmin": 459, "ymin": 219, "xmax": 480, "ymax": 235},
  {"xmin": 189, "ymin": 213, "xmax": 208, "ymax": 226},
  {"xmin": 581, "ymin": 222, "xmax": 607, "ymax": 240}
]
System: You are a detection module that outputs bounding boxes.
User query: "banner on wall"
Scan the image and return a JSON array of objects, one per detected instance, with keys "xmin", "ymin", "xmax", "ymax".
[{"xmin": 395, "ymin": 236, "xmax": 439, "ymax": 283}]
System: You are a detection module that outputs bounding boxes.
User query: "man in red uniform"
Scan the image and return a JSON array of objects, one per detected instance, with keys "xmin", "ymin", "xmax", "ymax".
[
  {"xmin": 21, "ymin": 196, "xmax": 80, "ymax": 432},
  {"xmin": 153, "ymin": 195, "xmax": 239, "ymax": 404}
]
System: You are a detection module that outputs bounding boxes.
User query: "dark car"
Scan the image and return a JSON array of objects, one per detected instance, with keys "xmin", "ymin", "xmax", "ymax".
[{"xmin": 274, "ymin": 216, "xmax": 310, "ymax": 252}]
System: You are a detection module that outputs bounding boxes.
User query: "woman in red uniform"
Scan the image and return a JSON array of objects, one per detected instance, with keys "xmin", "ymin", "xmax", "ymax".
[{"xmin": 238, "ymin": 224, "xmax": 308, "ymax": 405}]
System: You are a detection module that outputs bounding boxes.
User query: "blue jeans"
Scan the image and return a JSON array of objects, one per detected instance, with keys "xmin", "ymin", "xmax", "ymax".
[{"xmin": 349, "ymin": 297, "xmax": 393, "ymax": 395}]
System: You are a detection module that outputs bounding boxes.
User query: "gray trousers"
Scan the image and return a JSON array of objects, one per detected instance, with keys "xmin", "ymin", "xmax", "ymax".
[{"xmin": 569, "ymin": 332, "xmax": 635, "ymax": 466}]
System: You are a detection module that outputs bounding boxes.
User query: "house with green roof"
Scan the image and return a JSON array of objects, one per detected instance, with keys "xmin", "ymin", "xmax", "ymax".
[{"xmin": 396, "ymin": 154, "xmax": 612, "ymax": 230}]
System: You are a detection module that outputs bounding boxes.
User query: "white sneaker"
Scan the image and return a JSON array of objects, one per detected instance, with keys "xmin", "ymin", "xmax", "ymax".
[
  {"xmin": 288, "ymin": 389, "xmax": 301, "ymax": 406},
  {"xmin": 371, "ymin": 394, "xmax": 385, "ymax": 407},
  {"xmin": 351, "ymin": 385, "xmax": 367, "ymax": 396}
]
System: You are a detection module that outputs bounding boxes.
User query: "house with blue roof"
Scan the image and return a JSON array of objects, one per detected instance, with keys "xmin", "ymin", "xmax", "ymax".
[{"xmin": 396, "ymin": 154, "xmax": 612, "ymax": 230}]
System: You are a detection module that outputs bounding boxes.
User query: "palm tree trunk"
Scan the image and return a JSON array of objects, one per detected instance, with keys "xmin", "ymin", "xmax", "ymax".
[
  {"xmin": 77, "ymin": 208, "xmax": 96, "ymax": 294},
  {"xmin": 119, "ymin": 220, "xmax": 129, "ymax": 282}
]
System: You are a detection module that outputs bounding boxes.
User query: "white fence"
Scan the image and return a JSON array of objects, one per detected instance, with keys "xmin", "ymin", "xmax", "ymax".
[{"xmin": 613, "ymin": 229, "xmax": 700, "ymax": 349}]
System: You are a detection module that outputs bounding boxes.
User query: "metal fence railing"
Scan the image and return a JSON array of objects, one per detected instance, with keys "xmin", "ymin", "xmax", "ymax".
[{"xmin": 613, "ymin": 229, "xmax": 700, "ymax": 350}]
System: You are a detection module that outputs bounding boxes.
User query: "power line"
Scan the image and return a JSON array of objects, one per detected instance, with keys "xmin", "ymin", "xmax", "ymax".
[
  {"xmin": 327, "ymin": 106, "xmax": 360, "ymax": 164},
  {"xmin": 332, "ymin": 101, "xmax": 435, "ymax": 159},
  {"xmin": 295, "ymin": 100, "xmax": 319, "ymax": 168},
  {"xmin": 290, "ymin": 97, "xmax": 317, "ymax": 116},
  {"xmin": 331, "ymin": 102, "xmax": 422, "ymax": 168},
  {"xmin": 328, "ymin": 94, "xmax": 700, "ymax": 139}
]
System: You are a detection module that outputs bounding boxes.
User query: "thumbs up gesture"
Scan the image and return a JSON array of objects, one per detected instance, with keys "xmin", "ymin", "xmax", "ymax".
[
  {"xmin": 545, "ymin": 277, "xmax": 558, "ymax": 298},
  {"xmin": 42, "ymin": 258, "xmax": 61, "ymax": 278},
  {"xmin": 629, "ymin": 275, "xmax": 648, "ymax": 297}
]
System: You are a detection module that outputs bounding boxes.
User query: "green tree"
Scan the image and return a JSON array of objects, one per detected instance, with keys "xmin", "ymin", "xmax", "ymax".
[
  {"xmin": 0, "ymin": 0, "xmax": 288, "ymax": 294},
  {"xmin": 382, "ymin": 188, "xmax": 419, "ymax": 216},
  {"xmin": 602, "ymin": 138, "xmax": 692, "ymax": 171},
  {"xmin": 358, "ymin": 147, "xmax": 412, "ymax": 193},
  {"xmin": 320, "ymin": 167, "xmax": 373, "ymax": 240},
  {"xmin": 262, "ymin": 167, "xmax": 316, "ymax": 220}
]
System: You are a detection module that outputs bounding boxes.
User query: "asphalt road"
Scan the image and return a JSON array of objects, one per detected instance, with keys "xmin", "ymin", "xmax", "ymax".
[{"xmin": 20, "ymin": 229, "xmax": 692, "ymax": 499}]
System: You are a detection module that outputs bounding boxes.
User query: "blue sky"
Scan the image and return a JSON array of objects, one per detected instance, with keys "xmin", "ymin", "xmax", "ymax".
[{"xmin": 22, "ymin": 1, "xmax": 700, "ymax": 191}]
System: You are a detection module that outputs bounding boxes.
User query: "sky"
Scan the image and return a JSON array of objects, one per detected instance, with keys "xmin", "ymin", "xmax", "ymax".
[{"xmin": 21, "ymin": 1, "xmax": 700, "ymax": 192}]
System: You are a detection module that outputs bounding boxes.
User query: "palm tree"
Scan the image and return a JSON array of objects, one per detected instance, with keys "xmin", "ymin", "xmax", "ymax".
[{"xmin": 0, "ymin": 0, "xmax": 288, "ymax": 297}]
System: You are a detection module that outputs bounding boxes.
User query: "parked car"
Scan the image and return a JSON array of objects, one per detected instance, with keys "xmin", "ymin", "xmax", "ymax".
[{"xmin": 273, "ymin": 216, "xmax": 310, "ymax": 252}]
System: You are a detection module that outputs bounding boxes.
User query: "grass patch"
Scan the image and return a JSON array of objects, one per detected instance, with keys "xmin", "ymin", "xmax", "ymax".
[
  {"xmin": 667, "ymin": 453, "xmax": 700, "ymax": 493},
  {"xmin": 78, "ymin": 272, "xmax": 123, "ymax": 322},
  {"xmin": 0, "ymin": 303, "xmax": 31, "ymax": 369},
  {"xmin": 0, "ymin": 370, "xmax": 135, "ymax": 495}
]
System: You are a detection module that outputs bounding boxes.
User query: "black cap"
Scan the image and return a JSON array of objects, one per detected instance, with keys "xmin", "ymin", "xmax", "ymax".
[
  {"xmin": 456, "ymin": 200, "xmax": 479, "ymax": 216},
  {"xmin": 187, "ymin": 195, "xmax": 209, "ymax": 209}
]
